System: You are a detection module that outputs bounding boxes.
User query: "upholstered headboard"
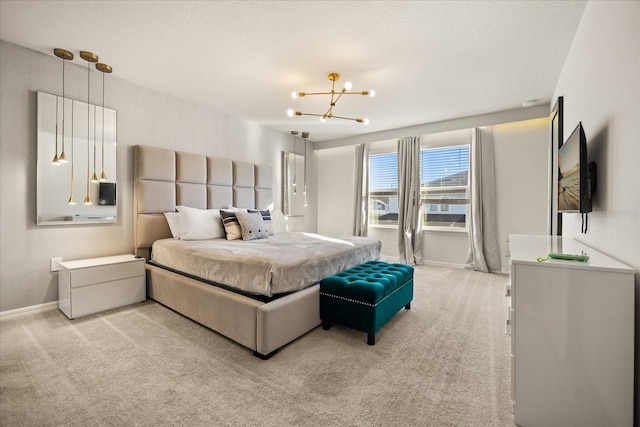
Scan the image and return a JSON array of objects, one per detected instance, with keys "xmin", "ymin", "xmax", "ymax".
[{"xmin": 134, "ymin": 145, "xmax": 273, "ymax": 259}]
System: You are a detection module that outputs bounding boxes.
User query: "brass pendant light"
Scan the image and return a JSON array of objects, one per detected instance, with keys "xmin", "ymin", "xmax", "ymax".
[
  {"xmin": 301, "ymin": 132, "xmax": 309, "ymax": 207},
  {"xmin": 53, "ymin": 48, "xmax": 73, "ymax": 164},
  {"xmin": 91, "ymin": 105, "xmax": 98, "ymax": 182},
  {"xmin": 52, "ymin": 92, "xmax": 60, "ymax": 164},
  {"xmin": 96, "ymin": 62, "xmax": 112, "ymax": 182},
  {"xmin": 68, "ymin": 100, "xmax": 76, "ymax": 205},
  {"xmin": 290, "ymin": 131, "xmax": 298, "ymax": 195},
  {"xmin": 80, "ymin": 51, "xmax": 98, "ymax": 205}
]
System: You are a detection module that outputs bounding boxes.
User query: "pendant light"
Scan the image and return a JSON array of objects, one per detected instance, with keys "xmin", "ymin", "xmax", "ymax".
[
  {"xmin": 80, "ymin": 51, "xmax": 98, "ymax": 205},
  {"xmin": 290, "ymin": 131, "xmax": 298, "ymax": 195},
  {"xmin": 96, "ymin": 62, "xmax": 112, "ymax": 181},
  {"xmin": 53, "ymin": 49, "xmax": 73, "ymax": 164},
  {"xmin": 91, "ymin": 105, "xmax": 98, "ymax": 182},
  {"xmin": 67, "ymin": 100, "xmax": 76, "ymax": 205},
  {"xmin": 301, "ymin": 132, "xmax": 309, "ymax": 207},
  {"xmin": 52, "ymin": 94, "xmax": 60, "ymax": 164}
]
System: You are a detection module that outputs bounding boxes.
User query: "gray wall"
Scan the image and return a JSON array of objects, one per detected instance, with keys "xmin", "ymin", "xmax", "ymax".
[
  {"xmin": 0, "ymin": 40, "xmax": 317, "ymax": 312},
  {"xmin": 551, "ymin": 1, "xmax": 640, "ymax": 419}
]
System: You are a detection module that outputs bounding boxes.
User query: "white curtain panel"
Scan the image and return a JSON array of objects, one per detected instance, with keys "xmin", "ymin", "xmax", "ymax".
[
  {"xmin": 397, "ymin": 136, "xmax": 423, "ymax": 265},
  {"xmin": 353, "ymin": 144, "xmax": 369, "ymax": 237},
  {"xmin": 466, "ymin": 127, "xmax": 501, "ymax": 273}
]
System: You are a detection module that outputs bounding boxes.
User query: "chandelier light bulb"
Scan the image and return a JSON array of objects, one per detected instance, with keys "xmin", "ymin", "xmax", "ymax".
[
  {"xmin": 363, "ymin": 118, "xmax": 370, "ymax": 125},
  {"xmin": 287, "ymin": 109, "xmax": 294, "ymax": 117},
  {"xmin": 344, "ymin": 81, "xmax": 352, "ymax": 90},
  {"xmin": 291, "ymin": 91, "xmax": 297, "ymax": 99},
  {"xmin": 320, "ymin": 116, "xmax": 326, "ymax": 123},
  {"xmin": 369, "ymin": 90, "xmax": 376, "ymax": 97}
]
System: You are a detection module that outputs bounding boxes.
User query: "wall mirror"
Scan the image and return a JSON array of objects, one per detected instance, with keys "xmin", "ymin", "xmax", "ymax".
[
  {"xmin": 282, "ymin": 151, "xmax": 305, "ymax": 217},
  {"xmin": 37, "ymin": 91, "xmax": 117, "ymax": 225}
]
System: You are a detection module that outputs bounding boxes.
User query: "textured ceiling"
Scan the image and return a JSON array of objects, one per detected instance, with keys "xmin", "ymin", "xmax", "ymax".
[{"xmin": 0, "ymin": 1, "xmax": 586, "ymax": 142}]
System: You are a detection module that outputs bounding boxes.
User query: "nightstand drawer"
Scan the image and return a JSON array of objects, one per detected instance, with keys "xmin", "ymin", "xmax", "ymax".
[
  {"xmin": 70, "ymin": 261, "xmax": 144, "ymax": 288},
  {"xmin": 71, "ymin": 276, "xmax": 146, "ymax": 318}
]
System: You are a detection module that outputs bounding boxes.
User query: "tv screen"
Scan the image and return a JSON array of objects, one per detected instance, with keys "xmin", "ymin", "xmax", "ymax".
[
  {"xmin": 98, "ymin": 182, "xmax": 116, "ymax": 206},
  {"xmin": 558, "ymin": 122, "xmax": 590, "ymax": 213}
]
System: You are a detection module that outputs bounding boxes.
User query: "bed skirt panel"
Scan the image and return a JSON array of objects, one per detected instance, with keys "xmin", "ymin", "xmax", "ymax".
[
  {"xmin": 147, "ymin": 264, "xmax": 262, "ymax": 351},
  {"xmin": 256, "ymin": 285, "xmax": 321, "ymax": 356}
]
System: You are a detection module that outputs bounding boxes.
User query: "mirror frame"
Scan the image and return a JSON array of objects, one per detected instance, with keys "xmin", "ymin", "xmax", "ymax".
[
  {"xmin": 37, "ymin": 91, "xmax": 117, "ymax": 225},
  {"xmin": 281, "ymin": 150, "xmax": 305, "ymax": 217}
]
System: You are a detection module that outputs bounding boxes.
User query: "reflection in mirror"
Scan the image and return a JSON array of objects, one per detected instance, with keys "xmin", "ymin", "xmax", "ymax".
[
  {"xmin": 282, "ymin": 151, "xmax": 305, "ymax": 217},
  {"xmin": 37, "ymin": 91, "xmax": 117, "ymax": 225}
]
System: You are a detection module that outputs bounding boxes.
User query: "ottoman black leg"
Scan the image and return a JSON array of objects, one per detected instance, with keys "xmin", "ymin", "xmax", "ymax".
[
  {"xmin": 367, "ymin": 333, "xmax": 375, "ymax": 345},
  {"xmin": 322, "ymin": 320, "xmax": 332, "ymax": 330},
  {"xmin": 405, "ymin": 302, "xmax": 411, "ymax": 310}
]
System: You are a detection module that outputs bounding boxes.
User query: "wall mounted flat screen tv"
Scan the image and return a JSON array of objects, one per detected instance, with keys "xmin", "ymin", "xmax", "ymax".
[
  {"xmin": 558, "ymin": 122, "xmax": 592, "ymax": 213},
  {"xmin": 98, "ymin": 182, "xmax": 116, "ymax": 206}
]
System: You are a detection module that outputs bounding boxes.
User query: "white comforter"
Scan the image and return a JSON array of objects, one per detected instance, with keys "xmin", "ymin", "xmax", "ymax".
[{"xmin": 151, "ymin": 232, "xmax": 381, "ymax": 297}]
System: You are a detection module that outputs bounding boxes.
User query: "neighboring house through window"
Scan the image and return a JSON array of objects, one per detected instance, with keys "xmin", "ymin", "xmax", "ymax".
[{"xmin": 420, "ymin": 144, "xmax": 470, "ymax": 229}]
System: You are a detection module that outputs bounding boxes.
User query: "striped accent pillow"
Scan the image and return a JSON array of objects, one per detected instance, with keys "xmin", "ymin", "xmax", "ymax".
[{"xmin": 220, "ymin": 210, "xmax": 242, "ymax": 240}]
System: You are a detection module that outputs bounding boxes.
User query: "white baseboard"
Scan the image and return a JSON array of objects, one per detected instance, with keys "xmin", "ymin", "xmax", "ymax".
[
  {"xmin": 380, "ymin": 256, "xmax": 467, "ymax": 270},
  {"xmin": 0, "ymin": 301, "xmax": 58, "ymax": 320},
  {"xmin": 420, "ymin": 260, "xmax": 467, "ymax": 270}
]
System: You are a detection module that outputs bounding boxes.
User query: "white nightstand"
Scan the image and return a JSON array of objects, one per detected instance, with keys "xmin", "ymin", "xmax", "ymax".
[{"xmin": 58, "ymin": 254, "xmax": 146, "ymax": 319}]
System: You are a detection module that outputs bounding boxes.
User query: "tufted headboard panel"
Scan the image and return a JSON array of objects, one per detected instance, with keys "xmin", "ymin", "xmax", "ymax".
[{"xmin": 133, "ymin": 145, "xmax": 273, "ymax": 259}]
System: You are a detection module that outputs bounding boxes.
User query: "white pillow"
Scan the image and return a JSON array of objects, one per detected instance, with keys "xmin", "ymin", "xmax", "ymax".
[
  {"xmin": 176, "ymin": 206, "xmax": 225, "ymax": 240},
  {"xmin": 163, "ymin": 212, "xmax": 182, "ymax": 239},
  {"xmin": 225, "ymin": 206, "xmax": 247, "ymax": 213},
  {"xmin": 236, "ymin": 211, "xmax": 269, "ymax": 241},
  {"xmin": 271, "ymin": 209, "xmax": 287, "ymax": 234}
]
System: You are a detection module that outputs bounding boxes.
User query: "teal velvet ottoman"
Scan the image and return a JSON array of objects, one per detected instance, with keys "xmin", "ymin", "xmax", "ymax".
[{"xmin": 319, "ymin": 260, "xmax": 414, "ymax": 345}]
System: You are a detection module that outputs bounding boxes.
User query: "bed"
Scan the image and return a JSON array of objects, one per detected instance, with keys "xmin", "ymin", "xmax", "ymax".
[{"xmin": 134, "ymin": 145, "xmax": 380, "ymax": 358}]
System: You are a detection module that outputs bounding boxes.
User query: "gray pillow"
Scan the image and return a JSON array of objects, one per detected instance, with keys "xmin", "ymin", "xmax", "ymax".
[
  {"xmin": 248, "ymin": 209, "xmax": 273, "ymax": 235},
  {"xmin": 236, "ymin": 211, "xmax": 269, "ymax": 241}
]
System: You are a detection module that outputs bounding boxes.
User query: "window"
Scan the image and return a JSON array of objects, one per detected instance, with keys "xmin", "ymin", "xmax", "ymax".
[
  {"xmin": 368, "ymin": 152, "xmax": 398, "ymax": 226},
  {"xmin": 367, "ymin": 138, "xmax": 470, "ymax": 231},
  {"xmin": 420, "ymin": 144, "xmax": 470, "ymax": 229}
]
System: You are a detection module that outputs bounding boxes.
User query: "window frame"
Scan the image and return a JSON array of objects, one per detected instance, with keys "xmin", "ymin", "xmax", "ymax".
[
  {"xmin": 367, "ymin": 147, "xmax": 399, "ymax": 228},
  {"xmin": 420, "ymin": 138, "xmax": 471, "ymax": 233},
  {"xmin": 366, "ymin": 134, "xmax": 471, "ymax": 233}
]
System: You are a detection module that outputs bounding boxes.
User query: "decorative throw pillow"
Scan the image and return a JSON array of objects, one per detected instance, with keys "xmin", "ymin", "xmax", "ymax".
[
  {"xmin": 176, "ymin": 206, "xmax": 225, "ymax": 240},
  {"xmin": 248, "ymin": 209, "xmax": 273, "ymax": 235},
  {"xmin": 235, "ymin": 211, "xmax": 269, "ymax": 241},
  {"xmin": 220, "ymin": 210, "xmax": 243, "ymax": 240},
  {"xmin": 163, "ymin": 212, "xmax": 182, "ymax": 239}
]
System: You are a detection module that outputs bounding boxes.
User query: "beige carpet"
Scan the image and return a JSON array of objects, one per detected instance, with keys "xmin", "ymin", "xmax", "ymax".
[{"xmin": 1, "ymin": 265, "xmax": 515, "ymax": 426}]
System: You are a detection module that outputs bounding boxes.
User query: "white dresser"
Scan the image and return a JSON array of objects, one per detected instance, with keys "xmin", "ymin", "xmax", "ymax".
[
  {"xmin": 58, "ymin": 254, "xmax": 146, "ymax": 319},
  {"xmin": 508, "ymin": 234, "xmax": 634, "ymax": 427}
]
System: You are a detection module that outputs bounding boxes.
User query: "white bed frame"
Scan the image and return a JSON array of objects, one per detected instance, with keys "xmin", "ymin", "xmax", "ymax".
[{"xmin": 133, "ymin": 145, "xmax": 321, "ymax": 358}]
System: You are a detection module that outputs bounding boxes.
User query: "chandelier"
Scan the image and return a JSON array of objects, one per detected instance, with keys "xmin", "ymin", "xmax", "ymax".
[{"xmin": 287, "ymin": 73, "xmax": 375, "ymax": 124}]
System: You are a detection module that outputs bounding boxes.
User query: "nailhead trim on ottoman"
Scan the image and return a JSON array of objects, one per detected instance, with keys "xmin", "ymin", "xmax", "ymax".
[{"xmin": 319, "ymin": 260, "xmax": 414, "ymax": 345}]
